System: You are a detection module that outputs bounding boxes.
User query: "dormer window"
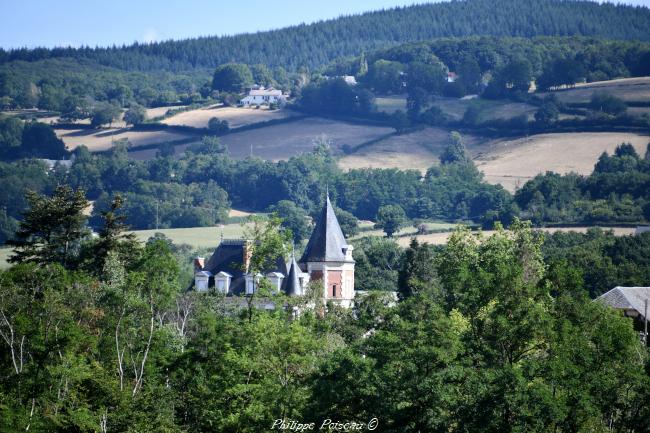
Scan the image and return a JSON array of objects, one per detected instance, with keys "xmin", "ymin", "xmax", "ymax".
[
  {"xmin": 245, "ymin": 273, "xmax": 262, "ymax": 295},
  {"xmin": 195, "ymin": 271, "xmax": 212, "ymax": 292},
  {"xmin": 215, "ymin": 271, "xmax": 233, "ymax": 294},
  {"xmin": 266, "ymin": 272, "xmax": 285, "ymax": 294}
]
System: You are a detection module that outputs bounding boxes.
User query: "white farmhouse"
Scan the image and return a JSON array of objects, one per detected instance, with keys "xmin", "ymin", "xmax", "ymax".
[{"xmin": 240, "ymin": 86, "xmax": 287, "ymax": 106}]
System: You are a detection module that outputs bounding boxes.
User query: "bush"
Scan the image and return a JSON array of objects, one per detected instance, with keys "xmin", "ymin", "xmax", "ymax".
[
  {"xmin": 208, "ymin": 117, "xmax": 230, "ymax": 134},
  {"xmin": 590, "ymin": 92, "xmax": 627, "ymax": 116}
]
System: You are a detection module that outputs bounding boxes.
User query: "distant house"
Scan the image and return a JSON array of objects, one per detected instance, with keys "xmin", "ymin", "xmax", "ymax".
[
  {"xmin": 597, "ymin": 286, "xmax": 649, "ymax": 343},
  {"xmin": 446, "ymin": 72, "xmax": 458, "ymax": 83},
  {"xmin": 240, "ymin": 86, "xmax": 287, "ymax": 106},
  {"xmin": 341, "ymin": 75, "xmax": 357, "ymax": 85}
]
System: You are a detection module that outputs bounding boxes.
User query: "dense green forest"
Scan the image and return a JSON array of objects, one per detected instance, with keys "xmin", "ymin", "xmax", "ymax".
[
  {"xmin": 1, "ymin": 192, "xmax": 649, "ymax": 432},
  {"xmin": 3, "ymin": 0, "xmax": 650, "ymax": 71},
  {"xmin": 2, "ymin": 0, "xmax": 650, "ymax": 113}
]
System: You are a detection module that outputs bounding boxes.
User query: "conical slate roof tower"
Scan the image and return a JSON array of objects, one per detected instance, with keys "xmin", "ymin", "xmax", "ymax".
[{"xmin": 300, "ymin": 194, "xmax": 351, "ymax": 263}]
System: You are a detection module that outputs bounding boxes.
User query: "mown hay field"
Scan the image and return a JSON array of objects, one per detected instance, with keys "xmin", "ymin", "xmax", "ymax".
[
  {"xmin": 161, "ymin": 106, "xmax": 299, "ymax": 129},
  {"xmin": 55, "ymin": 128, "xmax": 196, "ymax": 152},
  {"xmin": 130, "ymin": 117, "xmax": 394, "ymax": 161},
  {"xmin": 475, "ymin": 132, "xmax": 650, "ymax": 192},
  {"xmin": 338, "ymin": 127, "xmax": 484, "ymax": 172}
]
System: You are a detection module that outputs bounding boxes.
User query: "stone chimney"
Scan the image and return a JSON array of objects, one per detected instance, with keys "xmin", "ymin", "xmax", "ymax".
[
  {"xmin": 243, "ymin": 240, "xmax": 253, "ymax": 273},
  {"xmin": 194, "ymin": 257, "xmax": 205, "ymax": 271}
]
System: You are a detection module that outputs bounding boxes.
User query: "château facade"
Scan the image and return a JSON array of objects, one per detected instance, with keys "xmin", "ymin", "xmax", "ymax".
[{"xmin": 193, "ymin": 195, "xmax": 355, "ymax": 307}]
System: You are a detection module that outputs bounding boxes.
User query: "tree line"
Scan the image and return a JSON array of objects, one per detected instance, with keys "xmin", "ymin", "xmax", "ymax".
[
  {"xmin": 1, "ymin": 132, "xmax": 649, "ymax": 245},
  {"xmin": 3, "ymin": 0, "xmax": 649, "ymax": 72}
]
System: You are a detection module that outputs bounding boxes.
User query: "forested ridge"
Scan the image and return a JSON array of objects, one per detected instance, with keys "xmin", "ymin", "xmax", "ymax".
[{"xmin": 3, "ymin": 0, "xmax": 650, "ymax": 72}]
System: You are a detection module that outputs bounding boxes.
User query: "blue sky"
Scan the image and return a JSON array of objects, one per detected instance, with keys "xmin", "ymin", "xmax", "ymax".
[{"xmin": 1, "ymin": 0, "xmax": 648, "ymax": 49}]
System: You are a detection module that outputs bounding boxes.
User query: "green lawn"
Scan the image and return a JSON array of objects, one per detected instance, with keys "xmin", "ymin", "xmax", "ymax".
[
  {"xmin": 375, "ymin": 95, "xmax": 407, "ymax": 113},
  {"xmin": 131, "ymin": 223, "xmax": 250, "ymax": 249}
]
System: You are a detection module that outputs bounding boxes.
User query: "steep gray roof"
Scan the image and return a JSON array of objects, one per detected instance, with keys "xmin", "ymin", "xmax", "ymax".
[
  {"xmin": 202, "ymin": 238, "xmax": 286, "ymax": 295},
  {"xmin": 597, "ymin": 286, "xmax": 650, "ymax": 319},
  {"xmin": 283, "ymin": 256, "xmax": 303, "ymax": 296},
  {"xmin": 300, "ymin": 195, "xmax": 349, "ymax": 263}
]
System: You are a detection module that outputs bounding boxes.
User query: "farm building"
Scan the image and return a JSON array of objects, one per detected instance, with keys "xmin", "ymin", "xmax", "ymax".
[
  {"xmin": 193, "ymin": 194, "xmax": 356, "ymax": 307},
  {"xmin": 597, "ymin": 286, "xmax": 649, "ymax": 344},
  {"xmin": 240, "ymin": 86, "xmax": 287, "ymax": 106}
]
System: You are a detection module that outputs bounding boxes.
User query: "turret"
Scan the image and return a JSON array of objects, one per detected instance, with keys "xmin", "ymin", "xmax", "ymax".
[{"xmin": 300, "ymin": 194, "xmax": 355, "ymax": 306}]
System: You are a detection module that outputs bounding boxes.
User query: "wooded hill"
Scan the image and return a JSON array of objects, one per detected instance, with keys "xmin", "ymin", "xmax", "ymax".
[{"xmin": 2, "ymin": 0, "xmax": 650, "ymax": 72}]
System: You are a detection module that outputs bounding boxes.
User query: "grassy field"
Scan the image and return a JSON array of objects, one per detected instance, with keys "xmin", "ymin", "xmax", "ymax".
[
  {"xmin": 434, "ymin": 97, "xmax": 537, "ymax": 122},
  {"xmin": 374, "ymin": 95, "xmax": 537, "ymax": 122},
  {"xmin": 538, "ymin": 76, "xmax": 650, "ymax": 103},
  {"xmin": 145, "ymin": 105, "xmax": 188, "ymax": 119},
  {"xmin": 355, "ymin": 221, "xmax": 459, "ymax": 239},
  {"xmin": 131, "ymin": 224, "xmax": 250, "ymax": 249},
  {"xmin": 396, "ymin": 226, "xmax": 638, "ymax": 247},
  {"xmin": 338, "ymin": 127, "xmax": 484, "ymax": 172},
  {"xmin": 55, "ymin": 128, "xmax": 196, "ymax": 152},
  {"xmin": 475, "ymin": 132, "xmax": 650, "ymax": 192},
  {"xmin": 161, "ymin": 106, "xmax": 299, "ymax": 129},
  {"xmin": 130, "ymin": 117, "xmax": 394, "ymax": 161},
  {"xmin": 375, "ymin": 95, "xmax": 407, "ymax": 113}
]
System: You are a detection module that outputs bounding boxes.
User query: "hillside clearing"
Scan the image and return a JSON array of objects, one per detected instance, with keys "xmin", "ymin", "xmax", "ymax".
[
  {"xmin": 129, "ymin": 117, "xmax": 394, "ymax": 161},
  {"xmin": 538, "ymin": 76, "xmax": 650, "ymax": 103},
  {"xmin": 161, "ymin": 106, "xmax": 299, "ymax": 129},
  {"xmin": 475, "ymin": 132, "xmax": 650, "ymax": 192},
  {"xmin": 55, "ymin": 128, "xmax": 196, "ymax": 152}
]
